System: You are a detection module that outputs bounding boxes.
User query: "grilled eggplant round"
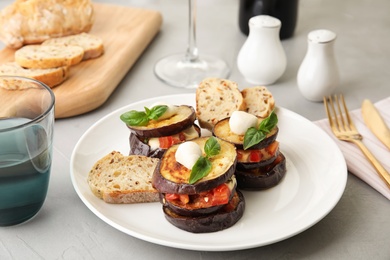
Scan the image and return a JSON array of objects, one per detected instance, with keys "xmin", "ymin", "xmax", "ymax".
[
  {"xmin": 162, "ymin": 190, "xmax": 245, "ymax": 233},
  {"xmin": 129, "ymin": 124, "xmax": 201, "ymax": 159},
  {"xmin": 212, "ymin": 117, "xmax": 278, "ymax": 150},
  {"xmin": 152, "ymin": 137, "xmax": 237, "ymax": 194},
  {"xmin": 126, "ymin": 105, "xmax": 196, "ymax": 138},
  {"xmin": 235, "ymin": 152, "xmax": 287, "ymax": 190}
]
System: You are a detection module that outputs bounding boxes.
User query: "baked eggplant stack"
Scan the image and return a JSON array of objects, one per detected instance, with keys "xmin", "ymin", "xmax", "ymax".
[
  {"xmin": 152, "ymin": 137, "xmax": 245, "ymax": 233},
  {"xmin": 120, "ymin": 104, "xmax": 201, "ymax": 158},
  {"xmin": 213, "ymin": 110, "xmax": 287, "ymax": 190}
]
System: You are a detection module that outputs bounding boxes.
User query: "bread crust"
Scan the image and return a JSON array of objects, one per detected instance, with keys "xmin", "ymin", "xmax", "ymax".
[
  {"xmin": 15, "ymin": 45, "xmax": 84, "ymax": 69},
  {"xmin": 196, "ymin": 78, "xmax": 246, "ymax": 131},
  {"xmin": 241, "ymin": 86, "xmax": 275, "ymax": 118},
  {"xmin": 87, "ymin": 151, "xmax": 160, "ymax": 204},
  {"xmin": 0, "ymin": 62, "xmax": 68, "ymax": 88},
  {"xmin": 0, "ymin": 0, "xmax": 95, "ymax": 49},
  {"xmin": 42, "ymin": 33, "xmax": 104, "ymax": 60}
]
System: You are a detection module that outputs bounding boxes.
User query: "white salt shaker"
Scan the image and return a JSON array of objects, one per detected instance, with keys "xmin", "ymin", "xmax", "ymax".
[
  {"xmin": 237, "ymin": 15, "xmax": 287, "ymax": 85},
  {"xmin": 297, "ymin": 29, "xmax": 340, "ymax": 102}
]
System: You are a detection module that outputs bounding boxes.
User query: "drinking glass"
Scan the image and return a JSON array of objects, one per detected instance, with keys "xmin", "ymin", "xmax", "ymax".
[
  {"xmin": 0, "ymin": 76, "xmax": 55, "ymax": 226},
  {"xmin": 154, "ymin": 0, "xmax": 230, "ymax": 88}
]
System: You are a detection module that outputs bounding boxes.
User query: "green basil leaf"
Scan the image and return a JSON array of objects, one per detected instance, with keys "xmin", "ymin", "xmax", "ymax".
[
  {"xmin": 148, "ymin": 105, "xmax": 168, "ymax": 120},
  {"xmin": 204, "ymin": 136, "xmax": 221, "ymax": 158},
  {"xmin": 189, "ymin": 156, "xmax": 212, "ymax": 184},
  {"xmin": 120, "ymin": 110, "xmax": 149, "ymax": 126},
  {"xmin": 258, "ymin": 111, "xmax": 278, "ymax": 133},
  {"xmin": 243, "ymin": 127, "xmax": 266, "ymax": 150}
]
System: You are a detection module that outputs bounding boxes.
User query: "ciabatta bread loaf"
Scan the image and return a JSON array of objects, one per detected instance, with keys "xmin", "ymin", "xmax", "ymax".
[
  {"xmin": 87, "ymin": 151, "xmax": 160, "ymax": 204},
  {"xmin": 241, "ymin": 86, "xmax": 275, "ymax": 118},
  {"xmin": 15, "ymin": 45, "xmax": 84, "ymax": 69},
  {"xmin": 0, "ymin": 62, "xmax": 68, "ymax": 88},
  {"xmin": 196, "ymin": 78, "xmax": 246, "ymax": 130},
  {"xmin": 42, "ymin": 33, "xmax": 104, "ymax": 60},
  {"xmin": 0, "ymin": 0, "xmax": 94, "ymax": 49}
]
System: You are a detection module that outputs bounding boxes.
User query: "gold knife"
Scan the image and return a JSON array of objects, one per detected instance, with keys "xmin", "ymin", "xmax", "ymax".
[{"xmin": 361, "ymin": 99, "xmax": 390, "ymax": 150}]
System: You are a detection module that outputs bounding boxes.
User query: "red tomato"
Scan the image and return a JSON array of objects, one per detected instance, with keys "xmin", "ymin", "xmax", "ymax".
[
  {"xmin": 159, "ymin": 136, "xmax": 173, "ymax": 149},
  {"xmin": 165, "ymin": 193, "xmax": 179, "ymax": 201},
  {"xmin": 266, "ymin": 141, "xmax": 279, "ymax": 155},
  {"xmin": 164, "ymin": 184, "xmax": 231, "ymax": 208},
  {"xmin": 249, "ymin": 150, "xmax": 262, "ymax": 162},
  {"xmin": 211, "ymin": 184, "xmax": 230, "ymax": 206}
]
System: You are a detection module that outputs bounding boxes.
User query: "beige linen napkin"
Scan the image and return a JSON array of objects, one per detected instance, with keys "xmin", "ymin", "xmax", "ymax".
[{"xmin": 315, "ymin": 97, "xmax": 390, "ymax": 200}]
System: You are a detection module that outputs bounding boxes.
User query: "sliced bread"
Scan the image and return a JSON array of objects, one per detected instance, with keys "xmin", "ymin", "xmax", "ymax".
[
  {"xmin": 42, "ymin": 33, "xmax": 104, "ymax": 60},
  {"xmin": 0, "ymin": 62, "xmax": 68, "ymax": 88},
  {"xmin": 87, "ymin": 151, "xmax": 160, "ymax": 204},
  {"xmin": 15, "ymin": 45, "xmax": 84, "ymax": 69},
  {"xmin": 241, "ymin": 86, "xmax": 275, "ymax": 118},
  {"xmin": 196, "ymin": 77, "xmax": 246, "ymax": 130}
]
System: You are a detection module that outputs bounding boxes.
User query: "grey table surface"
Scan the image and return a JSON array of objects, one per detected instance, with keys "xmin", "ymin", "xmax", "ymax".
[{"xmin": 1, "ymin": 0, "xmax": 389, "ymax": 259}]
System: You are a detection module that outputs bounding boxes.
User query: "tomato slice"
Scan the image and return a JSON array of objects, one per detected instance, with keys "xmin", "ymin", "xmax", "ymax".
[
  {"xmin": 159, "ymin": 134, "xmax": 185, "ymax": 149},
  {"xmin": 266, "ymin": 141, "xmax": 279, "ymax": 156},
  {"xmin": 211, "ymin": 183, "xmax": 230, "ymax": 206},
  {"xmin": 165, "ymin": 183, "xmax": 231, "ymax": 209},
  {"xmin": 249, "ymin": 150, "xmax": 262, "ymax": 162},
  {"xmin": 159, "ymin": 136, "xmax": 173, "ymax": 149}
]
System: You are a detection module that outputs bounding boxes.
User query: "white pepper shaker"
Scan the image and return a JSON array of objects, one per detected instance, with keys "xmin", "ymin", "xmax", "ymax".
[
  {"xmin": 297, "ymin": 29, "xmax": 340, "ymax": 102},
  {"xmin": 237, "ymin": 15, "xmax": 287, "ymax": 85}
]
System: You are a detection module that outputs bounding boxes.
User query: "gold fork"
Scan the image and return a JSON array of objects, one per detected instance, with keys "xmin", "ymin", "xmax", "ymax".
[{"xmin": 324, "ymin": 94, "xmax": 390, "ymax": 189}]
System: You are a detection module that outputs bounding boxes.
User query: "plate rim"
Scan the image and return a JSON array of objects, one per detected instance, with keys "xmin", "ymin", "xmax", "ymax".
[{"xmin": 70, "ymin": 93, "xmax": 347, "ymax": 251}]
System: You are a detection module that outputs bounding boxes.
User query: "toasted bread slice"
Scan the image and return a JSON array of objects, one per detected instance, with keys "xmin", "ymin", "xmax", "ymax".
[
  {"xmin": 0, "ymin": 62, "xmax": 68, "ymax": 88},
  {"xmin": 87, "ymin": 151, "xmax": 160, "ymax": 204},
  {"xmin": 42, "ymin": 33, "xmax": 104, "ymax": 60},
  {"xmin": 196, "ymin": 78, "xmax": 246, "ymax": 130},
  {"xmin": 241, "ymin": 86, "xmax": 275, "ymax": 118},
  {"xmin": 15, "ymin": 45, "xmax": 84, "ymax": 69}
]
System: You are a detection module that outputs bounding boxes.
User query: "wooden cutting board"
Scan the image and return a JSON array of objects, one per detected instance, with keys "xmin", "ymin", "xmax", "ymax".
[{"xmin": 0, "ymin": 3, "xmax": 162, "ymax": 118}]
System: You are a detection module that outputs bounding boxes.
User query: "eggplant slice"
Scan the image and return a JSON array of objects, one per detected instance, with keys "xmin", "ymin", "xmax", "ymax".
[
  {"xmin": 235, "ymin": 152, "xmax": 287, "ymax": 190},
  {"xmin": 152, "ymin": 137, "xmax": 237, "ymax": 194},
  {"xmin": 213, "ymin": 117, "xmax": 279, "ymax": 150},
  {"xmin": 162, "ymin": 190, "xmax": 245, "ymax": 233},
  {"xmin": 129, "ymin": 124, "xmax": 201, "ymax": 159},
  {"xmin": 126, "ymin": 105, "xmax": 196, "ymax": 138}
]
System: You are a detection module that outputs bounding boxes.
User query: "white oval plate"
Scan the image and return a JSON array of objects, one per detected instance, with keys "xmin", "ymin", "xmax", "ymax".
[{"xmin": 70, "ymin": 93, "xmax": 347, "ymax": 251}]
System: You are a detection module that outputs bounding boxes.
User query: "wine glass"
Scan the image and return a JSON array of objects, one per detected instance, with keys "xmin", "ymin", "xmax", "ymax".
[{"xmin": 154, "ymin": 0, "xmax": 230, "ymax": 88}]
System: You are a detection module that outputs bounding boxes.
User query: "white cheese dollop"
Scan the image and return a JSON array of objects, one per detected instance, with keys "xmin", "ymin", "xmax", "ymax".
[
  {"xmin": 229, "ymin": 111, "xmax": 258, "ymax": 135},
  {"xmin": 150, "ymin": 102, "xmax": 178, "ymax": 121},
  {"xmin": 175, "ymin": 141, "xmax": 202, "ymax": 169}
]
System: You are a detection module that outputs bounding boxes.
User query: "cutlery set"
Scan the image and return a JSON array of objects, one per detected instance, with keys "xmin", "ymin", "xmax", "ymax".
[{"xmin": 323, "ymin": 94, "xmax": 390, "ymax": 189}]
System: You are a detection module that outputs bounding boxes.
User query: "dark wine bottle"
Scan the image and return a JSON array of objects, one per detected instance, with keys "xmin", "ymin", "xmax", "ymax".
[{"xmin": 238, "ymin": 0, "xmax": 299, "ymax": 39}]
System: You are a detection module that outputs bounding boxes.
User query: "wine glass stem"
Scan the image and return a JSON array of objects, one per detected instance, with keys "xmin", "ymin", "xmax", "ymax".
[{"xmin": 185, "ymin": 0, "xmax": 199, "ymax": 62}]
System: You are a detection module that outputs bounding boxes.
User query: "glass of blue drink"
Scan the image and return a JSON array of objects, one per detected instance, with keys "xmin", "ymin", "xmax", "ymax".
[{"xmin": 0, "ymin": 76, "xmax": 55, "ymax": 226}]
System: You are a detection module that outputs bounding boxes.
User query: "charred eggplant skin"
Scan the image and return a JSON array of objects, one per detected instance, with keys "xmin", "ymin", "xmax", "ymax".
[
  {"xmin": 162, "ymin": 190, "xmax": 245, "ymax": 233},
  {"xmin": 126, "ymin": 105, "xmax": 196, "ymax": 138},
  {"xmin": 159, "ymin": 182, "xmax": 237, "ymax": 217},
  {"xmin": 212, "ymin": 117, "xmax": 279, "ymax": 150},
  {"xmin": 235, "ymin": 153, "xmax": 287, "ymax": 190},
  {"xmin": 129, "ymin": 124, "xmax": 201, "ymax": 159}
]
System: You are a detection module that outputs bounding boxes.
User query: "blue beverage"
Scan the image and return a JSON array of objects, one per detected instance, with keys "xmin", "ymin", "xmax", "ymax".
[{"xmin": 0, "ymin": 118, "xmax": 52, "ymax": 226}]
